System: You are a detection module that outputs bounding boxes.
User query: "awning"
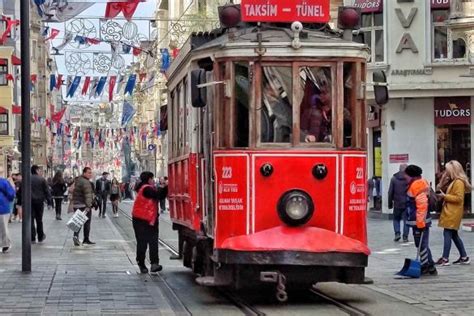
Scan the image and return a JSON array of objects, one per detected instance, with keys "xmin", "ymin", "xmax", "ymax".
[
  {"xmin": 12, "ymin": 105, "xmax": 21, "ymax": 115},
  {"xmin": 0, "ymin": 58, "xmax": 8, "ymax": 66},
  {"xmin": 431, "ymin": 0, "xmax": 450, "ymax": 10},
  {"xmin": 11, "ymin": 55, "xmax": 21, "ymax": 66},
  {"xmin": 353, "ymin": 0, "xmax": 383, "ymax": 13},
  {"xmin": 0, "ymin": 106, "xmax": 8, "ymax": 114}
]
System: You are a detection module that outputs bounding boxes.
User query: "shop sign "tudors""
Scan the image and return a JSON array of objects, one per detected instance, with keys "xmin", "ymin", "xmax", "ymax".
[
  {"xmin": 434, "ymin": 97, "xmax": 471, "ymax": 125},
  {"xmin": 241, "ymin": 0, "xmax": 330, "ymax": 23}
]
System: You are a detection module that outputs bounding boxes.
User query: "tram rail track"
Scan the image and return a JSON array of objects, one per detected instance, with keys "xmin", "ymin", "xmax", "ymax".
[{"xmin": 117, "ymin": 206, "xmax": 370, "ymax": 316}]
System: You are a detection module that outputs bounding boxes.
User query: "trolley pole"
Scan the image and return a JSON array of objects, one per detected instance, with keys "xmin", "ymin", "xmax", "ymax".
[{"xmin": 20, "ymin": 0, "xmax": 32, "ymax": 272}]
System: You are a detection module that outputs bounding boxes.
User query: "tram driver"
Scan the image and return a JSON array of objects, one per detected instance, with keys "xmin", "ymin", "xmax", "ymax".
[{"xmin": 301, "ymin": 89, "xmax": 331, "ymax": 143}]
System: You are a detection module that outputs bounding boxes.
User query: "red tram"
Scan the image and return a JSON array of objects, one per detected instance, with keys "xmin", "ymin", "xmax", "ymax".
[{"xmin": 165, "ymin": 5, "xmax": 387, "ymax": 301}]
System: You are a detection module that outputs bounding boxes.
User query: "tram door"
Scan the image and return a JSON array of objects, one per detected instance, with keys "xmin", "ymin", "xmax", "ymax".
[{"xmin": 198, "ymin": 70, "xmax": 215, "ymax": 237}]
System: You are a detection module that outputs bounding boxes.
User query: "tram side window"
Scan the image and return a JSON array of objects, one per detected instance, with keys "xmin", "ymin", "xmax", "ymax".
[
  {"xmin": 298, "ymin": 67, "xmax": 332, "ymax": 144},
  {"xmin": 234, "ymin": 62, "xmax": 249, "ymax": 147},
  {"xmin": 343, "ymin": 63, "xmax": 354, "ymax": 148},
  {"xmin": 260, "ymin": 66, "xmax": 293, "ymax": 143}
]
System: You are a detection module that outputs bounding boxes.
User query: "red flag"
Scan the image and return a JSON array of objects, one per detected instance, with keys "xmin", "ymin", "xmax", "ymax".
[
  {"xmin": 6, "ymin": 74, "xmax": 14, "ymax": 82},
  {"xmin": 105, "ymin": 0, "xmax": 140, "ymax": 21},
  {"xmin": 51, "ymin": 107, "xmax": 67, "ymax": 123},
  {"xmin": 108, "ymin": 76, "xmax": 117, "ymax": 102},
  {"xmin": 139, "ymin": 73, "xmax": 146, "ymax": 82},
  {"xmin": 82, "ymin": 76, "xmax": 91, "ymax": 95},
  {"xmin": 132, "ymin": 47, "xmax": 141, "ymax": 56},
  {"xmin": 86, "ymin": 38, "xmax": 101, "ymax": 45},
  {"xmin": 45, "ymin": 28, "xmax": 60, "ymax": 41},
  {"xmin": 56, "ymin": 74, "xmax": 63, "ymax": 90},
  {"xmin": 0, "ymin": 16, "xmax": 20, "ymax": 45},
  {"xmin": 172, "ymin": 48, "xmax": 180, "ymax": 58},
  {"xmin": 30, "ymin": 74, "xmax": 38, "ymax": 83}
]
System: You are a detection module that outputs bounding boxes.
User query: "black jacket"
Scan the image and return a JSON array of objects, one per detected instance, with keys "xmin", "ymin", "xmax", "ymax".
[
  {"xmin": 388, "ymin": 171, "xmax": 408, "ymax": 209},
  {"xmin": 31, "ymin": 174, "xmax": 52, "ymax": 204},
  {"xmin": 95, "ymin": 178, "xmax": 111, "ymax": 196},
  {"xmin": 51, "ymin": 182, "xmax": 67, "ymax": 197}
]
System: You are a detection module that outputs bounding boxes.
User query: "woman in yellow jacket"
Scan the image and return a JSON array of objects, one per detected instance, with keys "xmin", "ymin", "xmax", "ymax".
[{"xmin": 436, "ymin": 160, "xmax": 471, "ymax": 266}]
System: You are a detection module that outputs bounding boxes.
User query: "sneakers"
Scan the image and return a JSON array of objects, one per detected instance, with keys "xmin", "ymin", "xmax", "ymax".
[
  {"xmin": 73, "ymin": 236, "xmax": 80, "ymax": 246},
  {"xmin": 2, "ymin": 246, "xmax": 10, "ymax": 253},
  {"xmin": 82, "ymin": 240, "xmax": 96, "ymax": 245},
  {"xmin": 56, "ymin": 216, "xmax": 62, "ymax": 220},
  {"xmin": 422, "ymin": 266, "xmax": 438, "ymax": 276},
  {"xmin": 402, "ymin": 237, "xmax": 409, "ymax": 243},
  {"xmin": 394, "ymin": 234, "xmax": 401, "ymax": 242},
  {"xmin": 102, "ymin": 214, "xmax": 107, "ymax": 218},
  {"xmin": 114, "ymin": 213, "xmax": 119, "ymax": 218},
  {"xmin": 436, "ymin": 257, "xmax": 450, "ymax": 266},
  {"xmin": 150, "ymin": 264, "xmax": 163, "ymax": 273},
  {"xmin": 138, "ymin": 264, "xmax": 148, "ymax": 274},
  {"xmin": 38, "ymin": 234, "xmax": 46, "ymax": 243},
  {"xmin": 453, "ymin": 257, "xmax": 471, "ymax": 265}
]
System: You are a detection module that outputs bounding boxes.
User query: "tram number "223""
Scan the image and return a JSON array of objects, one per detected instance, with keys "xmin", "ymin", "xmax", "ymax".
[{"xmin": 222, "ymin": 167, "xmax": 233, "ymax": 179}]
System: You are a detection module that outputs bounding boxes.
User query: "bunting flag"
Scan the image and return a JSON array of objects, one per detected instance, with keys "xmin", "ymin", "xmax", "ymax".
[
  {"xmin": 30, "ymin": 74, "xmax": 38, "ymax": 84},
  {"xmin": 95, "ymin": 76, "xmax": 107, "ymax": 97},
  {"xmin": 33, "ymin": 0, "xmax": 47, "ymax": 17},
  {"xmin": 132, "ymin": 47, "xmax": 141, "ymax": 56},
  {"xmin": 6, "ymin": 74, "xmax": 15, "ymax": 82},
  {"xmin": 105, "ymin": 0, "xmax": 140, "ymax": 21},
  {"xmin": 146, "ymin": 72, "xmax": 156, "ymax": 90},
  {"xmin": 81, "ymin": 76, "xmax": 91, "ymax": 95},
  {"xmin": 49, "ymin": 74, "xmax": 56, "ymax": 92},
  {"xmin": 116, "ymin": 75, "xmax": 125, "ymax": 93},
  {"xmin": 0, "ymin": 15, "xmax": 20, "ymax": 45},
  {"xmin": 12, "ymin": 105, "xmax": 21, "ymax": 115},
  {"xmin": 66, "ymin": 75, "xmax": 73, "ymax": 91},
  {"xmin": 43, "ymin": 2, "xmax": 94, "ymax": 22},
  {"xmin": 160, "ymin": 48, "xmax": 171, "ymax": 73},
  {"xmin": 56, "ymin": 74, "xmax": 63, "ymax": 90},
  {"xmin": 45, "ymin": 28, "xmax": 60, "ymax": 41},
  {"xmin": 42, "ymin": 26, "xmax": 50, "ymax": 37},
  {"xmin": 139, "ymin": 73, "xmax": 147, "ymax": 82},
  {"xmin": 109, "ymin": 76, "xmax": 117, "ymax": 102},
  {"xmin": 67, "ymin": 76, "xmax": 81, "ymax": 98},
  {"xmin": 52, "ymin": 107, "xmax": 67, "ymax": 123},
  {"xmin": 53, "ymin": 32, "xmax": 73, "ymax": 52},
  {"xmin": 121, "ymin": 101, "xmax": 136, "ymax": 127},
  {"xmin": 89, "ymin": 77, "xmax": 98, "ymax": 99},
  {"xmin": 124, "ymin": 74, "xmax": 137, "ymax": 96}
]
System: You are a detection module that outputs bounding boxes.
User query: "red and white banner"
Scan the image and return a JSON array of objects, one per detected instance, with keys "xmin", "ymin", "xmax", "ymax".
[{"xmin": 241, "ymin": 0, "xmax": 330, "ymax": 23}]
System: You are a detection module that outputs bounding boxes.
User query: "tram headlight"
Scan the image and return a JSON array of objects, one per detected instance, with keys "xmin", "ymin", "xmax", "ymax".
[{"xmin": 277, "ymin": 190, "xmax": 314, "ymax": 227}]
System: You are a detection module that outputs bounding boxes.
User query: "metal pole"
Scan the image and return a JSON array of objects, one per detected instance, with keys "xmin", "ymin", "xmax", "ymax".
[{"xmin": 20, "ymin": 0, "xmax": 31, "ymax": 272}]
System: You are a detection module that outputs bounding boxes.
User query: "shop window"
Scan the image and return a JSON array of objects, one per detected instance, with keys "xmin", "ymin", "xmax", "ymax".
[
  {"xmin": 432, "ymin": 9, "xmax": 467, "ymax": 61},
  {"xmin": 0, "ymin": 112, "xmax": 8, "ymax": 136},
  {"xmin": 0, "ymin": 59, "xmax": 8, "ymax": 86},
  {"xmin": 360, "ymin": 13, "xmax": 384, "ymax": 63}
]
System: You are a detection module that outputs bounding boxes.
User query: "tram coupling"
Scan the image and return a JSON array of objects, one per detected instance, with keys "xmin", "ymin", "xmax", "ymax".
[{"xmin": 260, "ymin": 271, "xmax": 288, "ymax": 302}]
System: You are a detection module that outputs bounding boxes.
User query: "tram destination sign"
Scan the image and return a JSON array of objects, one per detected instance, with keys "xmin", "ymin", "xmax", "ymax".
[{"xmin": 241, "ymin": 0, "xmax": 330, "ymax": 23}]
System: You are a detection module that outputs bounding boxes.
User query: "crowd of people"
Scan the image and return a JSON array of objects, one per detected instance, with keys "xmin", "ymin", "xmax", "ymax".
[
  {"xmin": 388, "ymin": 160, "xmax": 471, "ymax": 277},
  {"xmin": 0, "ymin": 167, "xmax": 169, "ymax": 272}
]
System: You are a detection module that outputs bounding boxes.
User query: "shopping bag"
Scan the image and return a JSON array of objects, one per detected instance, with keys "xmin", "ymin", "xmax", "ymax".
[{"xmin": 66, "ymin": 209, "xmax": 89, "ymax": 233}]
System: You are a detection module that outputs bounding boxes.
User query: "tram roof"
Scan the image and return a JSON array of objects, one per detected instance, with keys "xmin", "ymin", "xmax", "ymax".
[{"xmin": 167, "ymin": 25, "xmax": 369, "ymax": 80}]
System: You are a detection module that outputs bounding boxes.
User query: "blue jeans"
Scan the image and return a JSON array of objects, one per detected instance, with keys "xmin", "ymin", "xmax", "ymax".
[
  {"xmin": 413, "ymin": 227, "xmax": 434, "ymax": 268},
  {"xmin": 442, "ymin": 229, "xmax": 467, "ymax": 259},
  {"xmin": 393, "ymin": 208, "xmax": 410, "ymax": 238}
]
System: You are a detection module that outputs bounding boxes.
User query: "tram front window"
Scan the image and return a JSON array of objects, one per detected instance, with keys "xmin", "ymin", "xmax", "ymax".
[
  {"xmin": 260, "ymin": 66, "xmax": 293, "ymax": 143},
  {"xmin": 298, "ymin": 67, "xmax": 333, "ymax": 144}
]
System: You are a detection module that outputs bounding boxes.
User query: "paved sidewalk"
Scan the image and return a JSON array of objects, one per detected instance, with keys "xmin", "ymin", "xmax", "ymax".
[
  {"xmin": 367, "ymin": 218, "xmax": 474, "ymax": 316},
  {"xmin": 0, "ymin": 206, "xmax": 185, "ymax": 315}
]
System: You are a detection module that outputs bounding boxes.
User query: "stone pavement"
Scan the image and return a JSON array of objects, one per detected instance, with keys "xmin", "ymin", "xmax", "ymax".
[
  {"xmin": 0, "ymin": 206, "xmax": 187, "ymax": 316},
  {"xmin": 366, "ymin": 217, "xmax": 474, "ymax": 316}
]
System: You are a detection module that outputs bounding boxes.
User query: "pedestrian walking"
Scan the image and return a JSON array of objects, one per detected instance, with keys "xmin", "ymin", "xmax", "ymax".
[
  {"xmin": 132, "ymin": 171, "xmax": 166, "ymax": 274},
  {"xmin": 435, "ymin": 160, "xmax": 471, "ymax": 266},
  {"xmin": 31, "ymin": 165, "xmax": 52, "ymax": 243},
  {"xmin": 110, "ymin": 177, "xmax": 121, "ymax": 217},
  {"xmin": 158, "ymin": 176, "xmax": 168, "ymax": 213},
  {"xmin": 404, "ymin": 164, "xmax": 437, "ymax": 276},
  {"xmin": 51, "ymin": 171, "xmax": 67, "ymax": 220},
  {"xmin": 0, "ymin": 177, "xmax": 15, "ymax": 253},
  {"xmin": 388, "ymin": 164, "xmax": 410, "ymax": 242},
  {"xmin": 72, "ymin": 167, "xmax": 95, "ymax": 246},
  {"xmin": 13, "ymin": 174, "xmax": 22, "ymax": 222},
  {"xmin": 95, "ymin": 172, "xmax": 111, "ymax": 218}
]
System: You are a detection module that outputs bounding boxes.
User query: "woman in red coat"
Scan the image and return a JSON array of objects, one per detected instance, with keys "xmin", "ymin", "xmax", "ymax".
[{"xmin": 132, "ymin": 172, "xmax": 166, "ymax": 274}]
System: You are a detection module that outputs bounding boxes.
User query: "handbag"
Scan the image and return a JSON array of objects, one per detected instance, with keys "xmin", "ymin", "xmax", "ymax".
[{"xmin": 66, "ymin": 209, "xmax": 89, "ymax": 232}]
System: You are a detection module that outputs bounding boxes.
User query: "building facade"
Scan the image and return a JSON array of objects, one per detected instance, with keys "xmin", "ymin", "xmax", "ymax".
[{"xmin": 347, "ymin": 0, "xmax": 474, "ymax": 215}]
